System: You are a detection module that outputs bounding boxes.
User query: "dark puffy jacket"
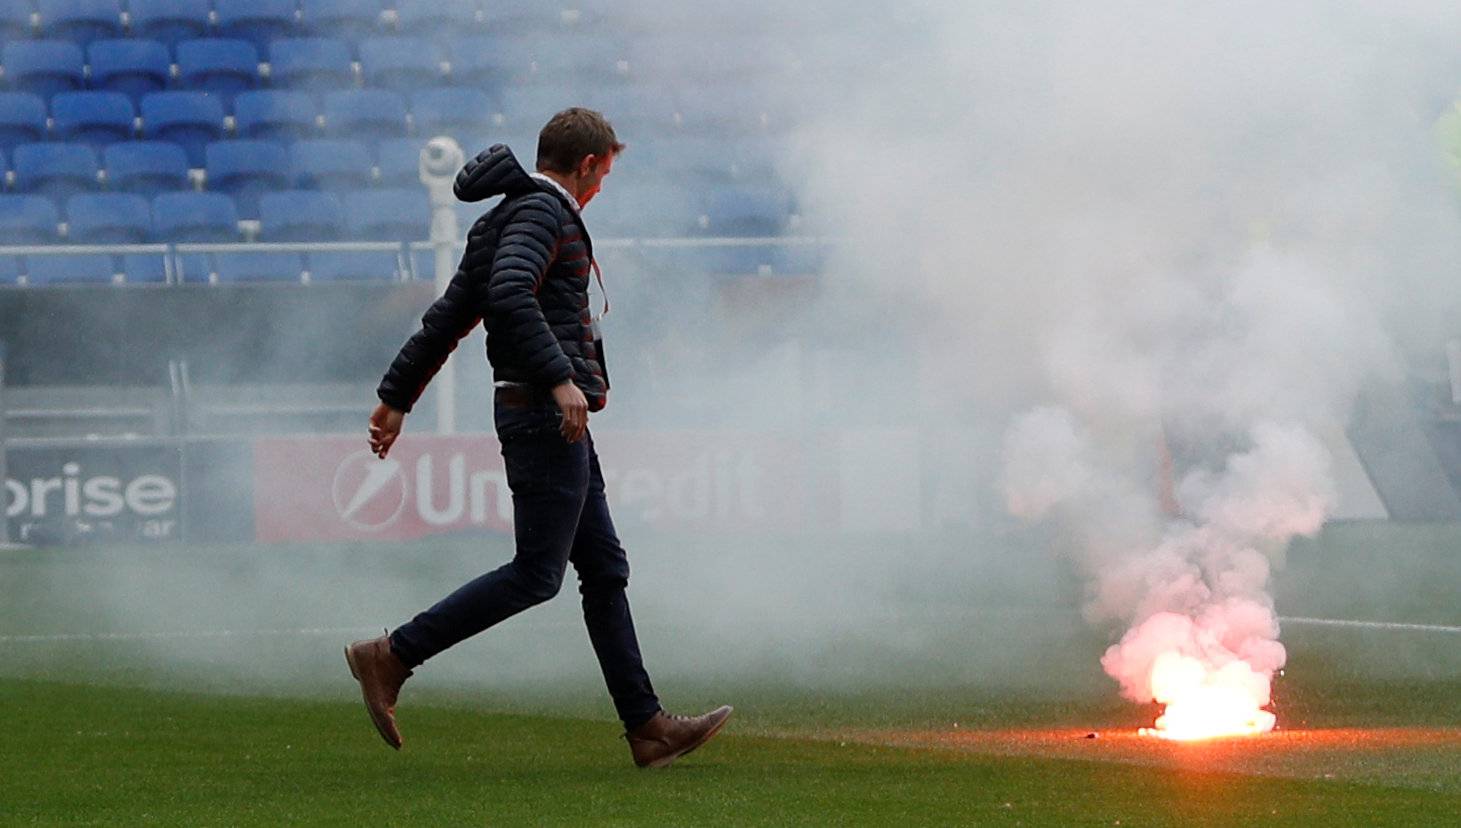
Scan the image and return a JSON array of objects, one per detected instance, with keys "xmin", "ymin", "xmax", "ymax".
[{"xmin": 376, "ymin": 144, "xmax": 608, "ymax": 414}]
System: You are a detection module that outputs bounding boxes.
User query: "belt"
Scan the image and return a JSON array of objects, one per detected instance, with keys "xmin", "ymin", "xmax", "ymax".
[{"xmin": 494, "ymin": 384, "xmax": 554, "ymax": 408}]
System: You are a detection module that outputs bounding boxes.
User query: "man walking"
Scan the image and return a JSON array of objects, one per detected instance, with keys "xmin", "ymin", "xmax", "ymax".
[{"xmin": 345, "ymin": 109, "xmax": 732, "ymax": 768}]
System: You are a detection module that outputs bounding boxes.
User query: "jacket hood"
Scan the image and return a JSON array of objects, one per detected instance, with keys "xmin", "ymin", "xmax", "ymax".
[{"xmin": 454, "ymin": 144, "xmax": 542, "ymax": 203}]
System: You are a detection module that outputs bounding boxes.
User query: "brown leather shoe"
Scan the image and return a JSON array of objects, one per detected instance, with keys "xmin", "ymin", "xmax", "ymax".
[
  {"xmin": 626, "ymin": 706, "xmax": 733, "ymax": 769},
  {"xmin": 344, "ymin": 634, "xmax": 413, "ymax": 750}
]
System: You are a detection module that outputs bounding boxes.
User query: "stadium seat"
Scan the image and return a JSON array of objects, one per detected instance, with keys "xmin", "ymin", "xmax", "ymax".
[
  {"xmin": 482, "ymin": 0, "xmax": 562, "ymax": 33},
  {"xmin": 216, "ymin": 0, "xmax": 298, "ymax": 49},
  {"xmin": 176, "ymin": 39, "xmax": 260, "ymax": 103},
  {"xmin": 233, "ymin": 90, "xmax": 318, "ymax": 141},
  {"xmin": 345, "ymin": 187, "xmax": 429, "ymax": 240},
  {"xmin": 0, "ymin": 194, "xmax": 61, "ymax": 243},
  {"xmin": 0, "ymin": 254, "xmax": 20, "ymax": 285},
  {"xmin": 301, "ymin": 0, "xmax": 382, "ymax": 40},
  {"xmin": 212, "ymin": 250, "xmax": 307, "ymax": 283},
  {"xmin": 25, "ymin": 254, "xmax": 118, "ymax": 285},
  {"xmin": 358, "ymin": 37, "xmax": 445, "ymax": 89},
  {"xmin": 36, "ymin": 0, "xmax": 124, "ymax": 45},
  {"xmin": 322, "ymin": 89, "xmax": 408, "ymax": 139},
  {"xmin": 203, "ymin": 139, "xmax": 290, "ymax": 218},
  {"xmin": 140, "ymin": 91, "xmax": 226, "ymax": 166},
  {"xmin": 2, "ymin": 41, "xmax": 87, "ymax": 98},
  {"xmin": 0, "ymin": 0, "xmax": 31, "ymax": 39},
  {"xmin": 374, "ymin": 138, "xmax": 422, "ymax": 187},
  {"xmin": 268, "ymin": 38, "xmax": 355, "ymax": 91},
  {"xmin": 697, "ymin": 184, "xmax": 791, "ymax": 236},
  {"xmin": 12, "ymin": 142, "xmax": 101, "ymax": 198},
  {"xmin": 121, "ymin": 253, "xmax": 167, "ymax": 283},
  {"xmin": 579, "ymin": 84, "xmax": 683, "ymax": 134},
  {"xmin": 289, "ymin": 138, "xmax": 373, "ymax": 190},
  {"xmin": 67, "ymin": 192, "xmax": 151, "ymax": 243},
  {"xmin": 87, "ymin": 39, "xmax": 172, "ymax": 102},
  {"xmin": 591, "ymin": 180, "xmax": 703, "ymax": 237},
  {"xmin": 259, "ymin": 189, "xmax": 343, "ymax": 241},
  {"xmin": 410, "ymin": 87, "xmax": 496, "ymax": 148},
  {"xmin": 51, "ymin": 91, "xmax": 135, "ymax": 146},
  {"xmin": 152, "ymin": 191, "xmax": 238, "ymax": 241},
  {"xmin": 309, "ymin": 249, "xmax": 407, "ymax": 282},
  {"xmin": 395, "ymin": 0, "xmax": 481, "ymax": 36},
  {"xmin": 0, "ymin": 93, "xmax": 49, "ymax": 151},
  {"xmin": 445, "ymin": 36, "xmax": 518, "ymax": 89},
  {"xmin": 102, "ymin": 141, "xmax": 189, "ymax": 195},
  {"xmin": 129, "ymin": 0, "xmax": 211, "ymax": 47}
]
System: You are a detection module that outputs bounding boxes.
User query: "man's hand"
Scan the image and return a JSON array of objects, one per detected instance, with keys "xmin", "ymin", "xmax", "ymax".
[
  {"xmin": 368, "ymin": 402, "xmax": 406, "ymax": 459},
  {"xmin": 552, "ymin": 380, "xmax": 588, "ymax": 443}
]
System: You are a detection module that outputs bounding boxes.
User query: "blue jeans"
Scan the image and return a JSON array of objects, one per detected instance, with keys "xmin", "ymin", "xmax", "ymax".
[{"xmin": 389, "ymin": 400, "xmax": 662, "ymax": 730}]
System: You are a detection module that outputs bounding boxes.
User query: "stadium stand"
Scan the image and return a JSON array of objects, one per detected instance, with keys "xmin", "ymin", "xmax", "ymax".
[
  {"xmin": 395, "ymin": 0, "xmax": 482, "ymax": 37},
  {"xmin": 216, "ymin": 0, "xmax": 299, "ymax": 50},
  {"xmin": 152, "ymin": 191, "xmax": 238, "ymax": 242},
  {"xmin": 482, "ymin": 0, "xmax": 564, "ymax": 33},
  {"xmin": 12, "ymin": 142, "xmax": 101, "ymax": 198},
  {"xmin": 0, "ymin": 194, "xmax": 61, "ymax": 243},
  {"xmin": 358, "ymin": 37, "xmax": 445, "ymax": 89},
  {"xmin": 300, "ymin": 0, "xmax": 381, "ymax": 40},
  {"xmin": 0, "ymin": 93, "xmax": 49, "ymax": 151},
  {"xmin": 103, "ymin": 140, "xmax": 190, "ymax": 196},
  {"xmin": 87, "ymin": 39, "xmax": 172, "ymax": 102},
  {"xmin": 128, "ymin": 0, "xmax": 211, "ymax": 47},
  {"xmin": 25, "ymin": 253, "xmax": 117, "ymax": 285},
  {"xmin": 233, "ymin": 90, "xmax": 320, "ymax": 141},
  {"xmin": 2, "ymin": 40, "xmax": 87, "ymax": 98},
  {"xmin": 410, "ymin": 86, "xmax": 496, "ymax": 148},
  {"xmin": 0, "ymin": 0, "xmax": 31, "ymax": 40},
  {"xmin": 51, "ymin": 91, "xmax": 135, "ymax": 145},
  {"xmin": 140, "ymin": 91, "xmax": 226, "ymax": 166},
  {"xmin": 322, "ymin": 89, "xmax": 408, "ymax": 139},
  {"xmin": 204, "ymin": 139, "xmax": 291, "ymax": 219},
  {"xmin": 121, "ymin": 253, "xmax": 167, "ymax": 283},
  {"xmin": 290, "ymin": 139, "xmax": 374, "ymax": 190},
  {"xmin": 268, "ymin": 38, "xmax": 356, "ymax": 90},
  {"xmin": 374, "ymin": 138, "xmax": 423, "ymax": 187},
  {"xmin": 175, "ymin": 39, "xmax": 260, "ymax": 103},
  {"xmin": 308, "ymin": 249, "xmax": 407, "ymax": 282},
  {"xmin": 0, "ymin": 254, "xmax": 20, "ymax": 285},
  {"xmin": 212, "ymin": 250, "xmax": 306, "ymax": 283},
  {"xmin": 259, "ymin": 190, "xmax": 342, "ymax": 241},
  {"xmin": 67, "ymin": 193, "xmax": 151, "ymax": 243},
  {"xmin": 346, "ymin": 187, "xmax": 428, "ymax": 239},
  {"xmin": 36, "ymin": 0, "xmax": 124, "ymax": 46}
]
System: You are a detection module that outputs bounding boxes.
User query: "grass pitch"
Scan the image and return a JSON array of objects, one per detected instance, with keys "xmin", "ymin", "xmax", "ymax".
[{"xmin": 2, "ymin": 523, "xmax": 1459, "ymax": 825}]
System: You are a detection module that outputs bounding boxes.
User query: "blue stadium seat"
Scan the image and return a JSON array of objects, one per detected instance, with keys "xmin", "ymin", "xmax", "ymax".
[
  {"xmin": 103, "ymin": 141, "xmax": 189, "ymax": 195},
  {"xmin": 322, "ymin": 89, "xmax": 408, "ymax": 139},
  {"xmin": 67, "ymin": 192, "xmax": 151, "ymax": 242},
  {"xmin": 259, "ymin": 189, "xmax": 342, "ymax": 241},
  {"xmin": 301, "ymin": 0, "xmax": 381, "ymax": 40},
  {"xmin": 395, "ymin": 0, "xmax": 480, "ymax": 36},
  {"xmin": 358, "ymin": 37, "xmax": 444, "ymax": 89},
  {"xmin": 0, "ymin": 254, "xmax": 20, "ymax": 285},
  {"xmin": 410, "ymin": 87, "xmax": 496, "ymax": 148},
  {"xmin": 345, "ymin": 187, "xmax": 428, "ymax": 239},
  {"xmin": 579, "ymin": 84, "xmax": 681, "ymax": 134},
  {"xmin": 212, "ymin": 250, "xmax": 306, "ymax": 283},
  {"xmin": 0, "ymin": 0, "xmax": 31, "ymax": 39},
  {"xmin": 152, "ymin": 191, "xmax": 238, "ymax": 241},
  {"xmin": 290, "ymin": 138, "xmax": 373, "ymax": 190},
  {"xmin": 25, "ymin": 254, "xmax": 118, "ymax": 285},
  {"xmin": 203, "ymin": 139, "xmax": 289, "ymax": 218},
  {"xmin": 88, "ymin": 39, "xmax": 171, "ymax": 102},
  {"xmin": 698, "ymin": 184, "xmax": 791, "ymax": 236},
  {"xmin": 36, "ymin": 0, "xmax": 124, "ymax": 45},
  {"xmin": 0, "ymin": 194, "xmax": 60, "ymax": 243},
  {"xmin": 176, "ymin": 39, "xmax": 260, "ymax": 103},
  {"xmin": 590, "ymin": 180, "xmax": 703, "ymax": 237},
  {"xmin": 140, "ymin": 91, "xmax": 225, "ymax": 166},
  {"xmin": 374, "ymin": 138, "xmax": 421, "ymax": 187},
  {"xmin": 216, "ymin": 0, "xmax": 298, "ymax": 49},
  {"xmin": 268, "ymin": 38, "xmax": 354, "ymax": 91},
  {"xmin": 482, "ymin": 0, "xmax": 561, "ymax": 32},
  {"xmin": 51, "ymin": 91, "xmax": 135, "ymax": 146},
  {"xmin": 12, "ymin": 142, "xmax": 100, "ymax": 198},
  {"xmin": 3, "ymin": 41, "xmax": 86, "ymax": 98},
  {"xmin": 0, "ymin": 93, "xmax": 49, "ymax": 151},
  {"xmin": 445, "ymin": 36, "xmax": 516, "ymax": 89},
  {"xmin": 129, "ymin": 0, "xmax": 210, "ymax": 48},
  {"xmin": 233, "ymin": 90, "xmax": 318, "ymax": 141},
  {"xmin": 309, "ymin": 249, "xmax": 406, "ymax": 282},
  {"xmin": 121, "ymin": 253, "xmax": 167, "ymax": 283}
]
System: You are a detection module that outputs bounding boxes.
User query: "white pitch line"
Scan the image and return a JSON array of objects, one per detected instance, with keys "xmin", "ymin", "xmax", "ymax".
[{"xmin": 1280, "ymin": 616, "xmax": 1461, "ymax": 635}]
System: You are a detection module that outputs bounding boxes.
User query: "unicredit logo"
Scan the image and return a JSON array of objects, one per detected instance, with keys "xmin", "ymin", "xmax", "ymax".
[{"xmin": 331, "ymin": 450, "xmax": 407, "ymax": 531}]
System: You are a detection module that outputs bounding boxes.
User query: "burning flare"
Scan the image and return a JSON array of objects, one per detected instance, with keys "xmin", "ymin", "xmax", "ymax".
[{"xmin": 1138, "ymin": 651, "xmax": 1276, "ymax": 740}]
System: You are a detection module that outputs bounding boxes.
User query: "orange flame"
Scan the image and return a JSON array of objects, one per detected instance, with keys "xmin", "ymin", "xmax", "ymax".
[{"xmin": 1138, "ymin": 651, "xmax": 1276, "ymax": 741}]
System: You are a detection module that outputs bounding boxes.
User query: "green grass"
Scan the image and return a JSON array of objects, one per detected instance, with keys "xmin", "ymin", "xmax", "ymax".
[{"xmin": 2, "ymin": 677, "xmax": 1457, "ymax": 827}]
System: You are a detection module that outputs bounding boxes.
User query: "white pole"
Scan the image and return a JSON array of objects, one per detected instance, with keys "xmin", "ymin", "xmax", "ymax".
[{"xmin": 419, "ymin": 137, "xmax": 466, "ymax": 435}]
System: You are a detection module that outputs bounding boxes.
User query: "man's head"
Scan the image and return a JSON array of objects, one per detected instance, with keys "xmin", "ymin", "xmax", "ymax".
[{"xmin": 536, "ymin": 107, "xmax": 624, "ymax": 208}]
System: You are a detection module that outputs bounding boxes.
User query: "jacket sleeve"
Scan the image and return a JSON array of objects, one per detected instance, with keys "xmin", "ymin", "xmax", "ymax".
[
  {"xmin": 485, "ymin": 193, "xmax": 574, "ymax": 386},
  {"xmin": 376, "ymin": 258, "xmax": 485, "ymax": 414}
]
